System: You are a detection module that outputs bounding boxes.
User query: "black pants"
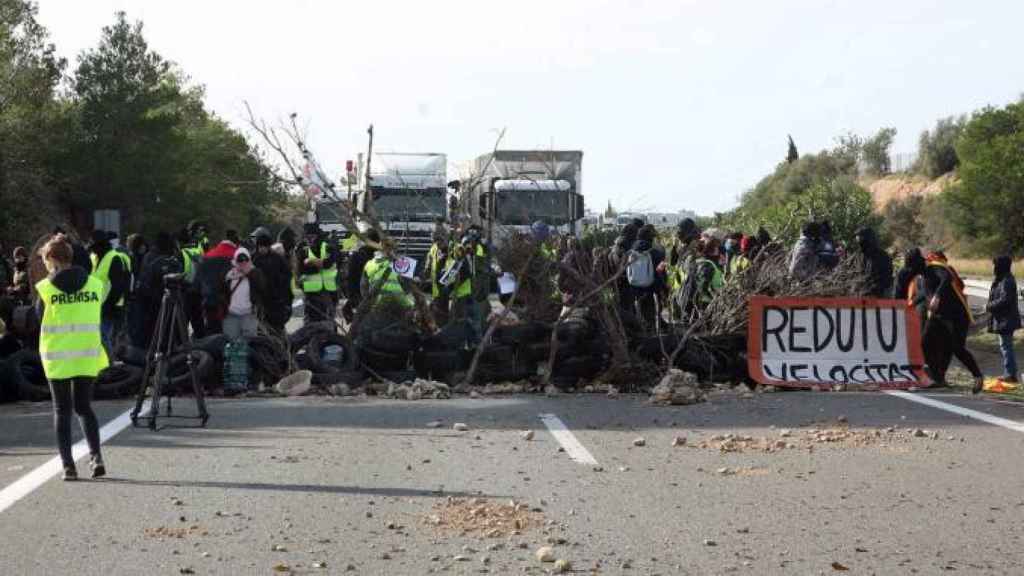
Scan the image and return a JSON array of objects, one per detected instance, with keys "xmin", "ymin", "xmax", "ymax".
[
  {"xmin": 923, "ymin": 317, "xmax": 982, "ymax": 383},
  {"xmin": 49, "ymin": 378, "xmax": 102, "ymax": 469}
]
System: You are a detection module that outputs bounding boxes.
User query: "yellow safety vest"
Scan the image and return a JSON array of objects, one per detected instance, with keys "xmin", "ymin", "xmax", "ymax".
[
  {"xmin": 90, "ymin": 250, "xmax": 132, "ymax": 307},
  {"xmin": 729, "ymin": 255, "xmax": 751, "ymax": 277},
  {"xmin": 302, "ymin": 242, "xmax": 338, "ymax": 293},
  {"xmin": 35, "ymin": 276, "xmax": 109, "ymax": 379},
  {"xmin": 445, "ymin": 245, "xmax": 485, "ymax": 300},
  {"xmin": 427, "ymin": 244, "xmax": 444, "ymax": 298},
  {"xmin": 181, "ymin": 246, "xmax": 202, "ymax": 281},
  {"xmin": 695, "ymin": 258, "xmax": 724, "ymax": 306},
  {"xmin": 340, "ymin": 234, "xmax": 359, "ymax": 252},
  {"xmin": 364, "ymin": 257, "xmax": 413, "ymax": 308}
]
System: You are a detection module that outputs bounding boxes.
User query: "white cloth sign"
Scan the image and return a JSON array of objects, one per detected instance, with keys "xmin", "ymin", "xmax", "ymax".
[
  {"xmin": 498, "ymin": 273, "xmax": 517, "ymax": 295},
  {"xmin": 747, "ymin": 296, "xmax": 930, "ymax": 389},
  {"xmin": 392, "ymin": 256, "xmax": 418, "ymax": 279}
]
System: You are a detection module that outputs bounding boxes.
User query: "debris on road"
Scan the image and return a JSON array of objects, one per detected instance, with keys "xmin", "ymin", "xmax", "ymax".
[
  {"xmin": 554, "ymin": 558, "xmax": 572, "ymax": 572},
  {"xmin": 650, "ymin": 370, "xmax": 706, "ymax": 406},
  {"xmin": 694, "ymin": 424, "xmax": 942, "ymax": 453},
  {"xmin": 453, "ymin": 422, "xmax": 470, "ymax": 432},
  {"xmin": 521, "ymin": 430, "xmax": 535, "ymax": 441},
  {"xmin": 535, "ymin": 546, "xmax": 556, "ymax": 562},
  {"xmin": 385, "ymin": 379, "xmax": 450, "ymax": 400},
  {"xmin": 144, "ymin": 525, "xmax": 208, "ymax": 539},
  {"xmin": 426, "ymin": 420, "xmax": 443, "ymax": 428},
  {"xmin": 672, "ymin": 436, "xmax": 687, "ymax": 447},
  {"xmin": 426, "ymin": 498, "xmax": 544, "ymax": 538},
  {"xmin": 632, "ymin": 437, "xmax": 646, "ymax": 447}
]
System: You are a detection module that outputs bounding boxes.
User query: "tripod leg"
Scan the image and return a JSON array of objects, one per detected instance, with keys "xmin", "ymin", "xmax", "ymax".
[{"xmin": 133, "ymin": 294, "xmax": 168, "ymax": 423}]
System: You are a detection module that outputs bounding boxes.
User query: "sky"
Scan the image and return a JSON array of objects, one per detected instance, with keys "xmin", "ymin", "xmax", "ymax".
[{"xmin": 35, "ymin": 0, "xmax": 1024, "ymax": 216}]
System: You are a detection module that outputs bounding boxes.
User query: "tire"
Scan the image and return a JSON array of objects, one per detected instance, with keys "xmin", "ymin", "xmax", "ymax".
[
  {"xmin": 553, "ymin": 354, "xmax": 604, "ymax": 381},
  {"xmin": 306, "ymin": 333, "xmax": 357, "ymax": 372},
  {"xmin": 492, "ymin": 323, "xmax": 547, "ymax": 346},
  {"xmin": 247, "ymin": 335, "xmax": 290, "ymax": 382},
  {"xmin": 165, "ymin": 350, "xmax": 215, "ymax": 390},
  {"xmin": 556, "ymin": 319, "xmax": 593, "ymax": 348},
  {"xmin": 193, "ymin": 334, "xmax": 230, "ymax": 362},
  {"xmin": 95, "ymin": 364, "xmax": 143, "ymax": 399},
  {"xmin": 414, "ymin": 349, "xmax": 462, "ymax": 379},
  {"xmin": 369, "ymin": 326, "xmax": 419, "ymax": 355},
  {"xmin": 359, "ymin": 346, "xmax": 410, "ymax": 372},
  {"xmin": 425, "ymin": 323, "xmax": 470, "ymax": 350},
  {"xmin": 481, "ymin": 344, "xmax": 515, "ymax": 366},
  {"xmin": 288, "ymin": 321, "xmax": 335, "ymax": 351},
  {"xmin": 115, "ymin": 344, "xmax": 148, "ymax": 367},
  {"xmin": 5, "ymin": 349, "xmax": 49, "ymax": 401},
  {"xmin": 0, "ymin": 358, "xmax": 16, "ymax": 403},
  {"xmin": 521, "ymin": 342, "xmax": 552, "ymax": 363},
  {"xmin": 633, "ymin": 335, "xmax": 681, "ymax": 362}
]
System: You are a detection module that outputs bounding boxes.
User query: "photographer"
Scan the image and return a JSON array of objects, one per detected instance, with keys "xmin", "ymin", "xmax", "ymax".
[
  {"xmin": 138, "ymin": 232, "xmax": 182, "ymax": 348},
  {"xmin": 35, "ymin": 234, "xmax": 107, "ymax": 481}
]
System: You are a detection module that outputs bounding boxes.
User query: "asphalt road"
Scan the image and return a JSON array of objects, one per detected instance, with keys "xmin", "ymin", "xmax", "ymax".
[{"xmin": 2, "ymin": 387, "xmax": 1024, "ymax": 575}]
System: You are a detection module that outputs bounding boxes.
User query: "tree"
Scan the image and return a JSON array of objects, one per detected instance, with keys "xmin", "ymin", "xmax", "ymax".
[
  {"xmin": 0, "ymin": 0, "xmax": 67, "ymax": 245},
  {"xmin": 945, "ymin": 101, "xmax": 1024, "ymax": 256},
  {"xmin": 786, "ymin": 135, "xmax": 799, "ymax": 164},
  {"xmin": 915, "ymin": 116, "xmax": 965, "ymax": 178},
  {"xmin": 861, "ymin": 127, "xmax": 897, "ymax": 176},
  {"xmin": 882, "ymin": 194, "xmax": 925, "ymax": 251}
]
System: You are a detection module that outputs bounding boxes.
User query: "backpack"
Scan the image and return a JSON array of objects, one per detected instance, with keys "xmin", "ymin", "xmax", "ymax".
[{"xmin": 626, "ymin": 250, "xmax": 655, "ymax": 288}]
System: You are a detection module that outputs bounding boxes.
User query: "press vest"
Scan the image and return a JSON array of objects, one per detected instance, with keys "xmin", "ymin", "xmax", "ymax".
[
  {"xmin": 302, "ymin": 242, "xmax": 338, "ymax": 293},
  {"xmin": 364, "ymin": 257, "xmax": 413, "ymax": 308},
  {"xmin": 427, "ymin": 244, "xmax": 444, "ymax": 298},
  {"xmin": 91, "ymin": 250, "xmax": 132, "ymax": 307},
  {"xmin": 36, "ymin": 276, "xmax": 109, "ymax": 379}
]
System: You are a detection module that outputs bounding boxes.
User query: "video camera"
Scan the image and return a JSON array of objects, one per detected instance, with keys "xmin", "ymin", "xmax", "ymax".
[{"xmin": 163, "ymin": 272, "xmax": 188, "ymax": 290}]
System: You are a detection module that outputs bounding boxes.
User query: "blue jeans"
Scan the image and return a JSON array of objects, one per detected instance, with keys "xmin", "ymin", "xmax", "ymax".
[{"xmin": 998, "ymin": 332, "xmax": 1019, "ymax": 380}]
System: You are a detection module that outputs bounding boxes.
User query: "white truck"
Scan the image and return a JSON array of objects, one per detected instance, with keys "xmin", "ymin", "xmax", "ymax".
[{"xmin": 458, "ymin": 150, "xmax": 584, "ymax": 245}]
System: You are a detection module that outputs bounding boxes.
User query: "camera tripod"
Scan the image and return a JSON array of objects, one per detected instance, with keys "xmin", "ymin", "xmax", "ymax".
[{"xmin": 131, "ymin": 278, "xmax": 209, "ymax": 430}]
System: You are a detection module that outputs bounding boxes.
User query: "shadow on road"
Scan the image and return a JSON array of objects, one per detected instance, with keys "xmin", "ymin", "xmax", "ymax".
[{"xmin": 100, "ymin": 477, "xmax": 498, "ymax": 499}]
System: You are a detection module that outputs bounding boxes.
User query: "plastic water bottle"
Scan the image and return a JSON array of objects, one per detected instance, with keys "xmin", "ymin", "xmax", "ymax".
[{"xmin": 322, "ymin": 344, "xmax": 344, "ymax": 368}]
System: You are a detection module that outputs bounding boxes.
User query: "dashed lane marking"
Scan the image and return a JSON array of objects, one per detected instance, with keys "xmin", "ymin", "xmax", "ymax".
[
  {"xmin": 886, "ymin": 391, "xmax": 1024, "ymax": 434},
  {"xmin": 539, "ymin": 413, "xmax": 599, "ymax": 466}
]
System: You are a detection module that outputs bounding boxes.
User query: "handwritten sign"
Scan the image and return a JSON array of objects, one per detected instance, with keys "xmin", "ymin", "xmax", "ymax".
[
  {"xmin": 392, "ymin": 256, "xmax": 418, "ymax": 279},
  {"xmin": 747, "ymin": 296, "xmax": 929, "ymax": 389}
]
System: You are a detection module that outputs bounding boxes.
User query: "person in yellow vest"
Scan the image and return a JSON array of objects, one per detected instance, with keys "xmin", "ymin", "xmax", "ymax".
[
  {"xmin": 298, "ymin": 223, "xmax": 339, "ymax": 325},
  {"xmin": 36, "ymin": 234, "xmax": 108, "ymax": 481},
  {"xmin": 677, "ymin": 237, "xmax": 724, "ymax": 323},
  {"xmin": 360, "ymin": 246, "xmax": 414, "ymax": 310},
  {"xmin": 88, "ymin": 229, "xmax": 131, "ymax": 358},
  {"xmin": 426, "ymin": 225, "xmax": 451, "ymax": 326},
  {"xmin": 444, "ymin": 230, "xmax": 485, "ymax": 346}
]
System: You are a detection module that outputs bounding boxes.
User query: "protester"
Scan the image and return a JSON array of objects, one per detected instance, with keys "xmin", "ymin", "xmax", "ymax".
[
  {"xmin": 788, "ymin": 222, "xmax": 821, "ymax": 281},
  {"xmin": 137, "ymin": 232, "xmax": 182, "ymax": 348},
  {"xmin": 35, "ymin": 234, "xmax": 107, "ymax": 481},
  {"xmin": 895, "ymin": 248, "xmax": 929, "ymax": 337},
  {"xmin": 297, "ymin": 223, "xmax": 338, "ymax": 325},
  {"xmin": 88, "ymin": 230, "xmax": 130, "ymax": 356},
  {"xmin": 722, "ymin": 232, "xmax": 744, "ymax": 279},
  {"xmin": 855, "ymin": 227, "xmax": 893, "ymax": 298},
  {"xmin": 445, "ymin": 230, "xmax": 484, "ymax": 346},
  {"xmin": 627, "ymin": 224, "xmax": 666, "ymax": 330},
  {"xmin": 344, "ymin": 229, "xmax": 378, "ymax": 322},
  {"xmin": 195, "ymin": 238, "xmax": 238, "ymax": 335},
  {"xmin": 910, "ymin": 251, "xmax": 984, "ymax": 391},
  {"xmin": 8, "ymin": 246, "xmax": 30, "ymax": 303},
  {"xmin": 0, "ymin": 240, "xmax": 11, "ymax": 291},
  {"xmin": 360, "ymin": 243, "xmax": 413, "ymax": 310},
  {"xmin": 223, "ymin": 247, "xmax": 265, "ymax": 340},
  {"xmin": 426, "ymin": 225, "xmax": 451, "ymax": 326},
  {"xmin": 250, "ymin": 227, "xmax": 292, "ymax": 335},
  {"xmin": 987, "ymin": 256, "xmax": 1021, "ymax": 384},
  {"xmin": 612, "ymin": 222, "xmax": 641, "ymax": 315},
  {"xmin": 678, "ymin": 237, "xmax": 724, "ymax": 321},
  {"xmin": 817, "ymin": 220, "xmax": 839, "ymax": 270}
]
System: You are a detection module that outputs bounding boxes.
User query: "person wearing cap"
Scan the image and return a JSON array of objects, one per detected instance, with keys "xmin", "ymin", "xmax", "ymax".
[
  {"xmin": 297, "ymin": 223, "xmax": 338, "ymax": 325},
  {"xmin": 35, "ymin": 234, "xmax": 108, "ymax": 481},
  {"xmin": 251, "ymin": 227, "xmax": 292, "ymax": 334},
  {"xmin": 89, "ymin": 229, "xmax": 131, "ymax": 357}
]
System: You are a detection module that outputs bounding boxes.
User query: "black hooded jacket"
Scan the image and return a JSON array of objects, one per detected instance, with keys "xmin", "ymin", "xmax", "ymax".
[
  {"xmin": 855, "ymin": 228, "xmax": 893, "ymax": 298},
  {"xmin": 988, "ymin": 256, "xmax": 1021, "ymax": 334}
]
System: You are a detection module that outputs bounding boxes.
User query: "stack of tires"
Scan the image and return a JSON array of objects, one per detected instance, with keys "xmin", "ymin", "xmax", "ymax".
[
  {"xmin": 290, "ymin": 322, "xmax": 362, "ymax": 388},
  {"xmin": 415, "ymin": 323, "xmax": 467, "ymax": 382},
  {"xmin": 478, "ymin": 322, "xmax": 552, "ymax": 384},
  {"xmin": 357, "ymin": 323, "xmax": 418, "ymax": 384},
  {"xmin": 549, "ymin": 310, "xmax": 608, "ymax": 387}
]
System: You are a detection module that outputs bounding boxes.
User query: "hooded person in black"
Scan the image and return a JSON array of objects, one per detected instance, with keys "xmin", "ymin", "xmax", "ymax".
[
  {"xmin": 137, "ymin": 232, "xmax": 183, "ymax": 348},
  {"xmin": 855, "ymin": 227, "xmax": 893, "ymax": 298},
  {"xmin": 987, "ymin": 255, "xmax": 1021, "ymax": 383},
  {"xmin": 344, "ymin": 229, "xmax": 379, "ymax": 323},
  {"xmin": 913, "ymin": 253, "xmax": 983, "ymax": 390},
  {"xmin": 612, "ymin": 223, "xmax": 640, "ymax": 315},
  {"xmin": 251, "ymin": 227, "xmax": 293, "ymax": 334},
  {"xmin": 628, "ymin": 224, "xmax": 666, "ymax": 331}
]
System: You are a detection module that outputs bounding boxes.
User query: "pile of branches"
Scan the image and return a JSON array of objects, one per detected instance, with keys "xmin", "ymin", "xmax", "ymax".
[
  {"xmin": 698, "ymin": 249, "xmax": 870, "ymax": 337},
  {"xmin": 493, "ymin": 233, "xmax": 560, "ymax": 324}
]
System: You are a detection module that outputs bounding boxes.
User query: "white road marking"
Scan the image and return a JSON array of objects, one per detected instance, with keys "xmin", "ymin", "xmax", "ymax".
[
  {"xmin": 886, "ymin": 391, "xmax": 1024, "ymax": 434},
  {"xmin": 539, "ymin": 413, "xmax": 599, "ymax": 466},
  {"xmin": 0, "ymin": 401, "xmax": 148, "ymax": 514}
]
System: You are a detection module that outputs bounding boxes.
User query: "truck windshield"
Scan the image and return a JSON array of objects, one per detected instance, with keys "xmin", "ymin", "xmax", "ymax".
[
  {"xmin": 316, "ymin": 201, "xmax": 347, "ymax": 225},
  {"xmin": 495, "ymin": 189, "xmax": 570, "ymax": 226},
  {"xmin": 372, "ymin": 188, "xmax": 446, "ymax": 222}
]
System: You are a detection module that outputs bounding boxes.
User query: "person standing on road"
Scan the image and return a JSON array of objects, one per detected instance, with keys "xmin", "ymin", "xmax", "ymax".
[
  {"xmin": 35, "ymin": 234, "xmax": 107, "ymax": 481},
  {"xmin": 297, "ymin": 223, "xmax": 338, "ymax": 325},
  {"xmin": 987, "ymin": 255, "xmax": 1021, "ymax": 384},
  {"xmin": 913, "ymin": 252, "xmax": 984, "ymax": 392},
  {"xmin": 88, "ymin": 230, "xmax": 130, "ymax": 358},
  {"xmin": 251, "ymin": 227, "xmax": 293, "ymax": 335},
  {"xmin": 137, "ymin": 232, "xmax": 182, "ymax": 348},
  {"xmin": 222, "ymin": 247, "xmax": 265, "ymax": 340}
]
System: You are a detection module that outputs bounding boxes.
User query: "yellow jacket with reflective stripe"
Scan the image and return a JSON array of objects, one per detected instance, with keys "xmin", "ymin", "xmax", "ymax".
[
  {"xmin": 302, "ymin": 242, "xmax": 338, "ymax": 293},
  {"xmin": 427, "ymin": 243, "xmax": 444, "ymax": 298},
  {"xmin": 445, "ymin": 245, "xmax": 485, "ymax": 300},
  {"xmin": 90, "ymin": 250, "xmax": 131, "ymax": 307},
  {"xmin": 36, "ymin": 275, "xmax": 109, "ymax": 379},
  {"xmin": 364, "ymin": 257, "xmax": 413, "ymax": 308}
]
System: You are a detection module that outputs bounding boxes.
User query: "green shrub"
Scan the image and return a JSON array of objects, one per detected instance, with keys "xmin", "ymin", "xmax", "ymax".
[{"xmin": 915, "ymin": 116, "xmax": 965, "ymax": 178}]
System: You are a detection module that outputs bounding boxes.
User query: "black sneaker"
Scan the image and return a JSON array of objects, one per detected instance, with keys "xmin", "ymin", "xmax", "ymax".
[
  {"xmin": 62, "ymin": 466, "xmax": 78, "ymax": 481},
  {"xmin": 90, "ymin": 456, "xmax": 106, "ymax": 479}
]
